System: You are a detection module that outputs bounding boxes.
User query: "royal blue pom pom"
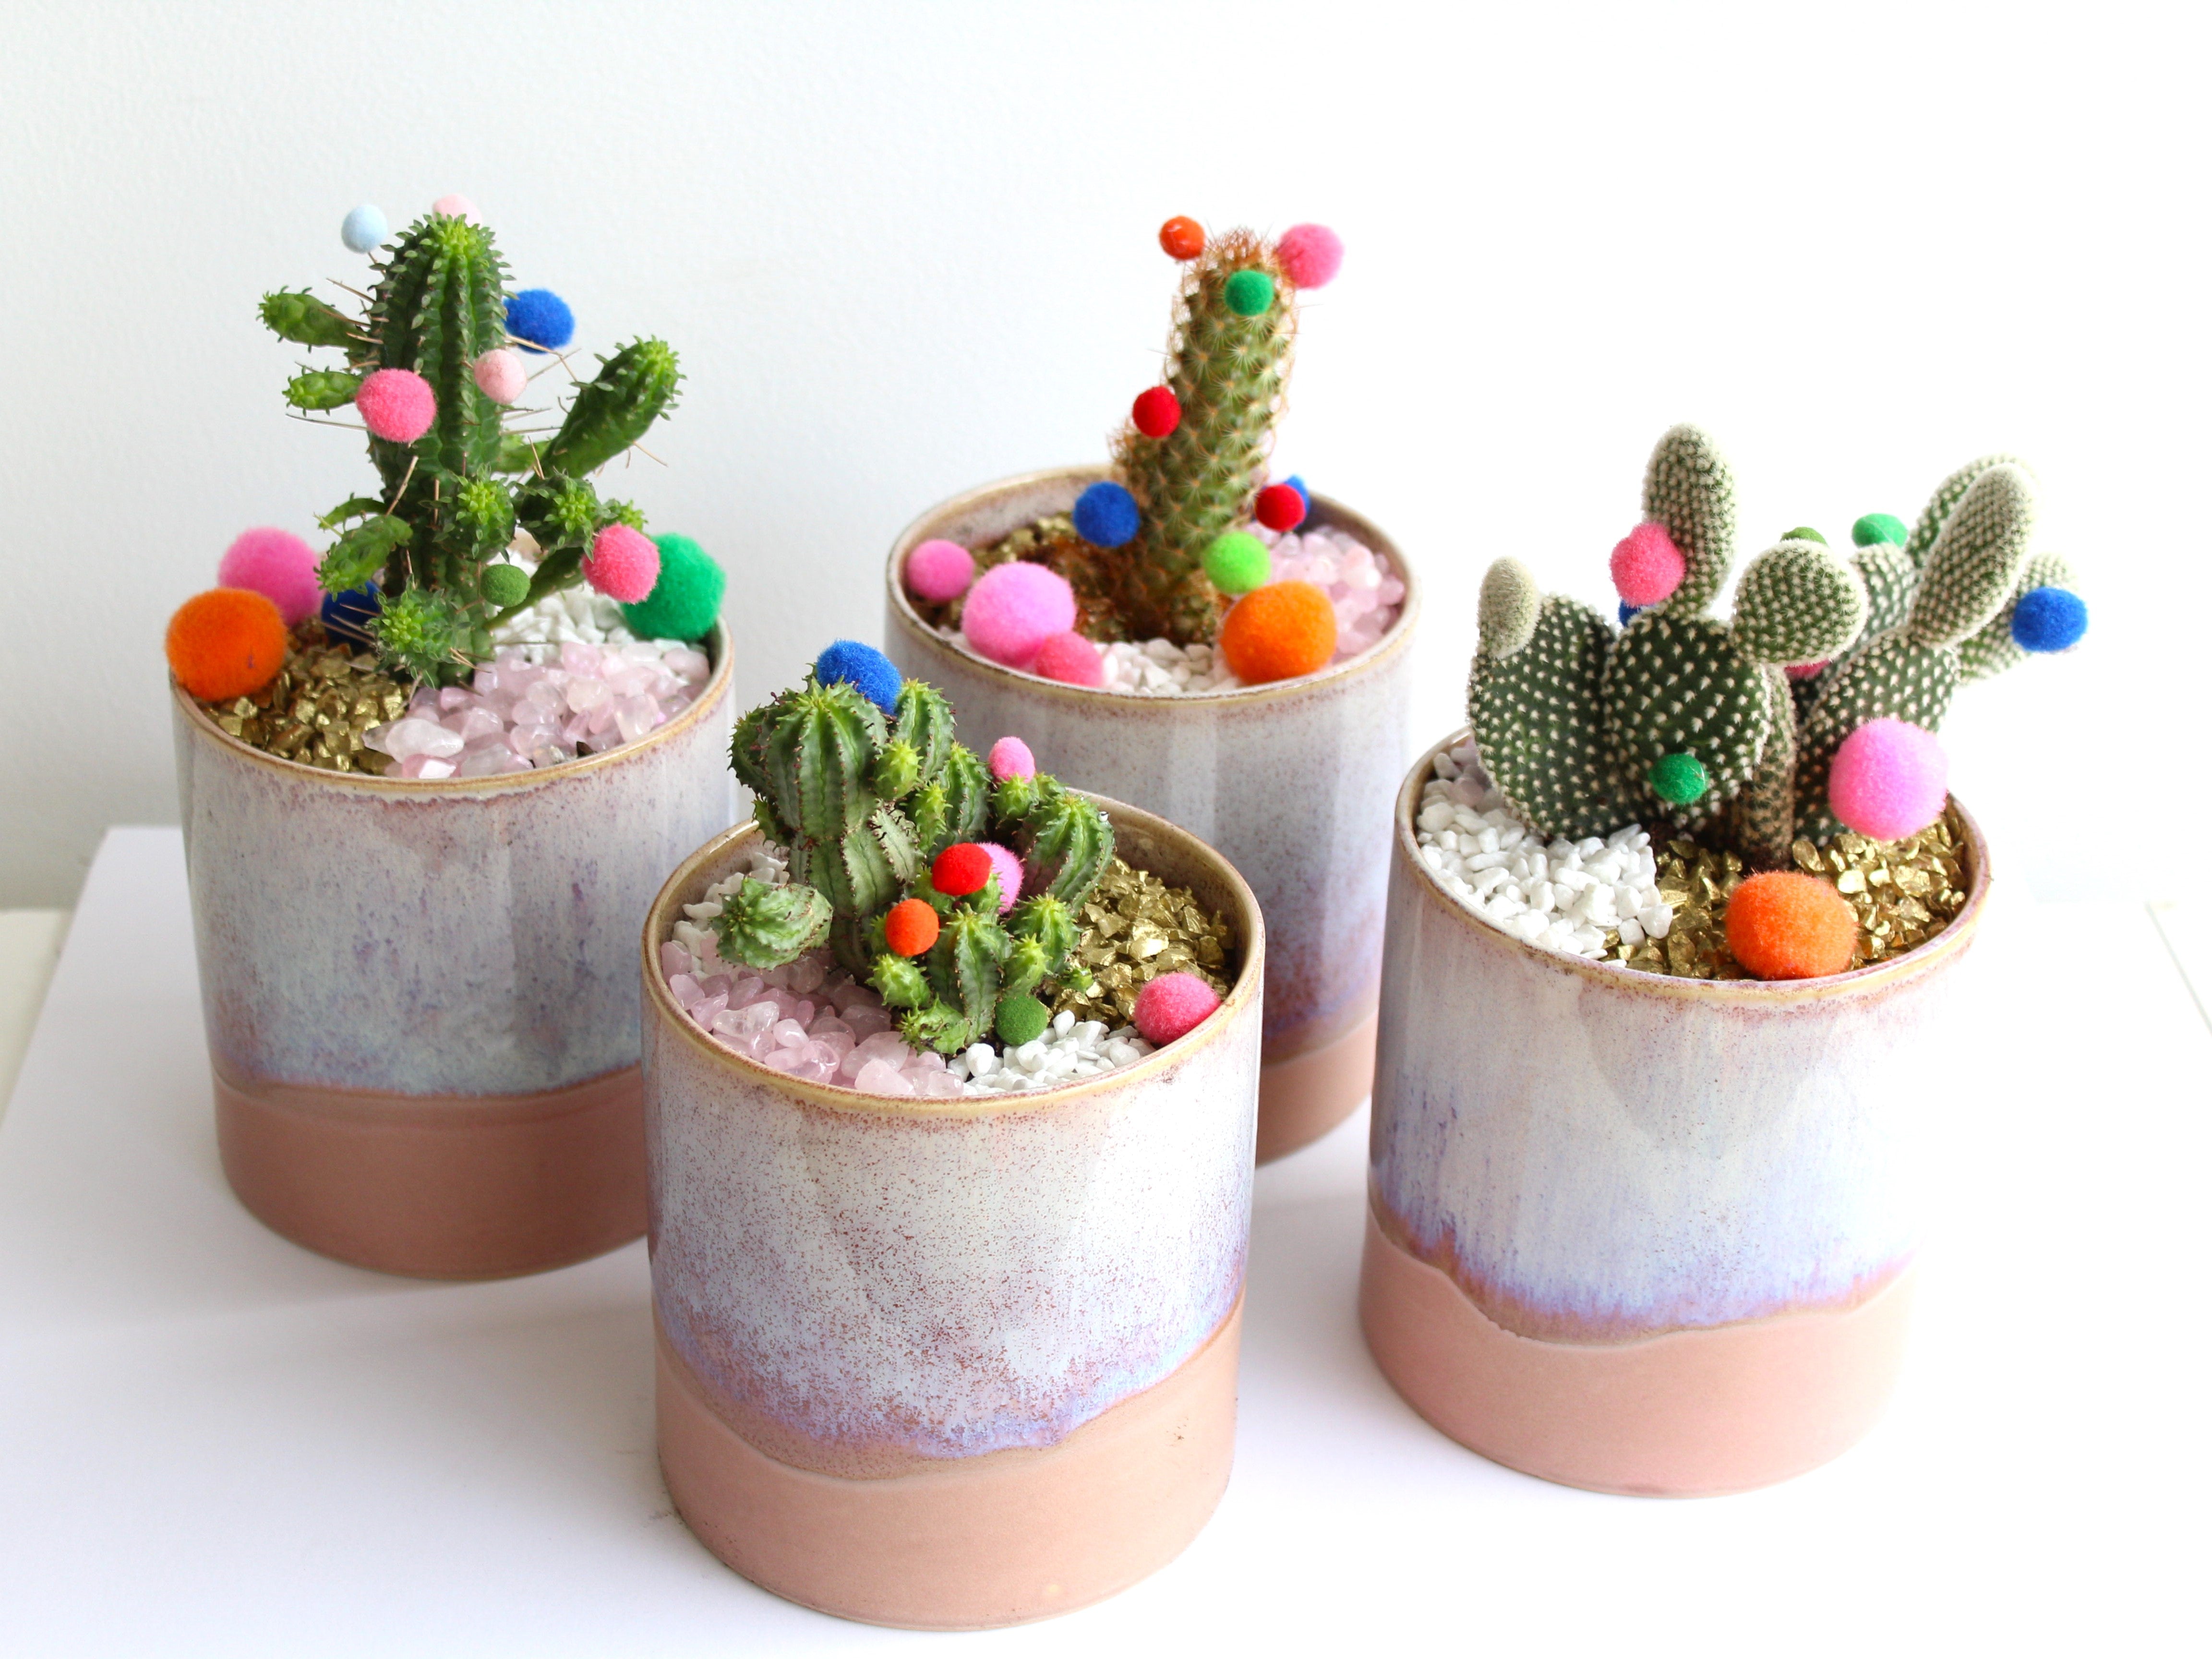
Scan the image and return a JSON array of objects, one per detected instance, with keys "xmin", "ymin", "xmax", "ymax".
[
  {"xmin": 814, "ymin": 639, "xmax": 903, "ymax": 711},
  {"xmin": 322, "ymin": 582, "xmax": 381, "ymax": 646},
  {"xmin": 1285, "ymin": 474, "xmax": 1311, "ymax": 514},
  {"xmin": 1072, "ymin": 481, "xmax": 1141, "ymax": 548},
  {"xmin": 1619, "ymin": 601, "xmax": 1642, "ymax": 626},
  {"xmin": 2011, "ymin": 586, "xmax": 2087, "ymax": 653},
  {"xmin": 341, "ymin": 204, "xmax": 388, "ymax": 253},
  {"xmin": 505, "ymin": 289, "xmax": 575, "ymax": 353}
]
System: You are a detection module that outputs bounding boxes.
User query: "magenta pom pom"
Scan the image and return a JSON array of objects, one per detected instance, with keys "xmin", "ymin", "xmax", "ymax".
[
  {"xmin": 432, "ymin": 193, "xmax": 478, "ymax": 221},
  {"xmin": 977, "ymin": 842, "xmax": 1024, "ymax": 915},
  {"xmin": 355, "ymin": 368, "xmax": 437, "ymax": 443},
  {"xmin": 1032, "ymin": 630, "xmax": 1106, "ymax": 687},
  {"xmin": 987, "ymin": 735, "xmax": 1036, "ymax": 781},
  {"xmin": 582, "ymin": 523, "xmax": 661, "ymax": 603},
  {"xmin": 218, "ymin": 527, "xmax": 322, "ymax": 625},
  {"xmin": 1133, "ymin": 972, "xmax": 1221, "ymax": 1046},
  {"xmin": 904, "ymin": 538, "xmax": 975, "ymax": 604},
  {"xmin": 1274, "ymin": 223, "xmax": 1344, "ymax": 290},
  {"xmin": 1610, "ymin": 521, "xmax": 1686, "ymax": 608},
  {"xmin": 961, "ymin": 562, "xmax": 1077, "ymax": 670},
  {"xmin": 472, "ymin": 348, "xmax": 527, "ymax": 405},
  {"xmin": 1829, "ymin": 718, "xmax": 1948, "ymax": 841}
]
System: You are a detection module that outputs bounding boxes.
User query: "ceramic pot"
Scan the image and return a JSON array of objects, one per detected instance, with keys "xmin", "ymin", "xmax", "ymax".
[
  {"xmin": 644, "ymin": 796, "xmax": 1262, "ymax": 1629},
  {"xmin": 884, "ymin": 467, "xmax": 1416, "ymax": 1164},
  {"xmin": 171, "ymin": 628, "xmax": 736, "ymax": 1280},
  {"xmin": 1360, "ymin": 730, "xmax": 1991, "ymax": 1497}
]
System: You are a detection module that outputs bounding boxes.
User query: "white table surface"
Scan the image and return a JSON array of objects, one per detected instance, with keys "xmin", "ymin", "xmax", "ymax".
[{"xmin": 2, "ymin": 828, "xmax": 2201, "ymax": 1656}]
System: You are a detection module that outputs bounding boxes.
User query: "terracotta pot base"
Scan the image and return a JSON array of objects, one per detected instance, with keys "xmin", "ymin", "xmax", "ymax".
[
  {"xmin": 1256, "ymin": 996, "xmax": 1377, "ymax": 1164},
  {"xmin": 657, "ymin": 1299, "xmax": 1242, "ymax": 1630},
  {"xmin": 1358, "ymin": 1207, "xmax": 1914, "ymax": 1496},
  {"xmin": 213, "ymin": 1061, "xmax": 647, "ymax": 1280}
]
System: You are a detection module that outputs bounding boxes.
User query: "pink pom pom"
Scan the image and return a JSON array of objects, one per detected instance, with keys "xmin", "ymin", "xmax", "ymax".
[
  {"xmin": 1828, "ymin": 718, "xmax": 1948, "ymax": 841},
  {"xmin": 987, "ymin": 736, "xmax": 1035, "ymax": 781},
  {"xmin": 356, "ymin": 369, "xmax": 436, "ymax": 443},
  {"xmin": 1032, "ymin": 630, "xmax": 1105, "ymax": 687},
  {"xmin": 977, "ymin": 842, "xmax": 1023, "ymax": 915},
  {"xmin": 1133, "ymin": 972, "xmax": 1222, "ymax": 1046},
  {"xmin": 432, "ymin": 193, "xmax": 478, "ymax": 221},
  {"xmin": 217, "ymin": 527, "xmax": 322, "ymax": 625},
  {"xmin": 583, "ymin": 523, "xmax": 661, "ymax": 603},
  {"xmin": 1274, "ymin": 223, "xmax": 1344, "ymax": 290},
  {"xmin": 1610, "ymin": 522, "xmax": 1685, "ymax": 608},
  {"xmin": 961, "ymin": 562, "xmax": 1076, "ymax": 670},
  {"xmin": 904, "ymin": 538, "xmax": 975, "ymax": 603},
  {"xmin": 472, "ymin": 348, "xmax": 527, "ymax": 405},
  {"xmin": 1785, "ymin": 660, "xmax": 1828, "ymax": 682}
]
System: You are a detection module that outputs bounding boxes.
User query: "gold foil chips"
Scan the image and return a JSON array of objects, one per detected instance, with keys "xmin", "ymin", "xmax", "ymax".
[
  {"xmin": 204, "ymin": 622, "xmax": 406, "ymax": 775},
  {"xmin": 1053, "ymin": 856, "xmax": 1236, "ymax": 1027}
]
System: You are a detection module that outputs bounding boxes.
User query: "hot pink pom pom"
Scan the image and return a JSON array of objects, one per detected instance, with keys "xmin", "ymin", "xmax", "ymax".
[
  {"xmin": 1828, "ymin": 718, "xmax": 1948, "ymax": 841},
  {"xmin": 961, "ymin": 562, "xmax": 1077, "ymax": 669},
  {"xmin": 977, "ymin": 842, "xmax": 1023, "ymax": 915},
  {"xmin": 472, "ymin": 348, "xmax": 527, "ymax": 405},
  {"xmin": 217, "ymin": 527, "xmax": 322, "ymax": 625},
  {"xmin": 1032, "ymin": 630, "xmax": 1105, "ymax": 687},
  {"xmin": 1610, "ymin": 522, "xmax": 1686, "ymax": 608},
  {"xmin": 905, "ymin": 538, "xmax": 975, "ymax": 603},
  {"xmin": 1275, "ymin": 223, "xmax": 1344, "ymax": 290},
  {"xmin": 1785, "ymin": 660, "xmax": 1828, "ymax": 682},
  {"xmin": 987, "ymin": 735, "xmax": 1035, "ymax": 781},
  {"xmin": 582, "ymin": 523, "xmax": 661, "ymax": 603},
  {"xmin": 355, "ymin": 368, "xmax": 437, "ymax": 443},
  {"xmin": 432, "ymin": 193, "xmax": 478, "ymax": 221},
  {"xmin": 1133, "ymin": 972, "xmax": 1221, "ymax": 1046}
]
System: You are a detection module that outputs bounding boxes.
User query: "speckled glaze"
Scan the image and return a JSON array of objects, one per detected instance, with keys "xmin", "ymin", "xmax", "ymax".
[
  {"xmin": 644, "ymin": 797, "xmax": 1263, "ymax": 1626},
  {"xmin": 170, "ymin": 628, "xmax": 736, "ymax": 1276},
  {"xmin": 883, "ymin": 467, "xmax": 1417, "ymax": 1163},
  {"xmin": 1363, "ymin": 729, "xmax": 1991, "ymax": 1493}
]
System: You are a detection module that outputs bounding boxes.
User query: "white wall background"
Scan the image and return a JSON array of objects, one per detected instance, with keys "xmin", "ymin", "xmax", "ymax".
[{"xmin": 2, "ymin": 1, "xmax": 2201, "ymax": 906}]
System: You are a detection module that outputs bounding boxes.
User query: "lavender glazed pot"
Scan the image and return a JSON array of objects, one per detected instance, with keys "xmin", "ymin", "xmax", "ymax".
[
  {"xmin": 884, "ymin": 467, "xmax": 1417, "ymax": 1164},
  {"xmin": 171, "ymin": 627, "xmax": 736, "ymax": 1280},
  {"xmin": 644, "ymin": 796, "xmax": 1263, "ymax": 1630},
  {"xmin": 1360, "ymin": 729, "xmax": 1992, "ymax": 1497}
]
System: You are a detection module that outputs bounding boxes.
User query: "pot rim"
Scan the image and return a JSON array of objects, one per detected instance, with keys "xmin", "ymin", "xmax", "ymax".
[
  {"xmin": 882, "ymin": 465, "xmax": 1420, "ymax": 710},
  {"xmin": 170, "ymin": 620, "xmax": 735, "ymax": 796},
  {"xmin": 641, "ymin": 790, "xmax": 1267, "ymax": 1120},
  {"xmin": 1396, "ymin": 726, "xmax": 1993, "ymax": 1005}
]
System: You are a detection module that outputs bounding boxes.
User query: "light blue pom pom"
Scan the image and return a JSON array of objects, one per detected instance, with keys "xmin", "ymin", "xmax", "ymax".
[
  {"xmin": 341, "ymin": 204, "xmax": 388, "ymax": 253},
  {"xmin": 1285, "ymin": 474, "xmax": 1310, "ymax": 514},
  {"xmin": 2011, "ymin": 586, "xmax": 2088, "ymax": 653},
  {"xmin": 1072, "ymin": 481, "xmax": 1141, "ymax": 548},
  {"xmin": 506, "ymin": 289, "xmax": 576, "ymax": 353}
]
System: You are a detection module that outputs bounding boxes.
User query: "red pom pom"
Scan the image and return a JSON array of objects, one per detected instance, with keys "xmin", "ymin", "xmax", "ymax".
[
  {"xmin": 931, "ymin": 842, "xmax": 992, "ymax": 898},
  {"xmin": 1133, "ymin": 972, "xmax": 1222, "ymax": 1045},
  {"xmin": 1158, "ymin": 216, "xmax": 1205, "ymax": 261},
  {"xmin": 1032, "ymin": 630, "xmax": 1105, "ymax": 687},
  {"xmin": 884, "ymin": 898, "xmax": 940, "ymax": 957},
  {"xmin": 1131, "ymin": 385, "xmax": 1181, "ymax": 439},
  {"xmin": 1254, "ymin": 483, "xmax": 1307, "ymax": 532}
]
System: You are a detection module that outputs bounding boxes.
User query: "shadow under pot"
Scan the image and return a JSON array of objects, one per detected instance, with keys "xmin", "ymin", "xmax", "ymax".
[
  {"xmin": 1360, "ymin": 729, "xmax": 1992, "ymax": 1497},
  {"xmin": 170, "ymin": 626, "xmax": 737, "ymax": 1280},
  {"xmin": 643, "ymin": 796, "xmax": 1263, "ymax": 1630},
  {"xmin": 884, "ymin": 467, "xmax": 1417, "ymax": 1165}
]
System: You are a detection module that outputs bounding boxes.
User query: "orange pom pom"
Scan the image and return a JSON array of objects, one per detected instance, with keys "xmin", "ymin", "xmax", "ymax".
[
  {"xmin": 1218, "ymin": 580, "xmax": 1337, "ymax": 684},
  {"xmin": 883, "ymin": 897, "xmax": 940, "ymax": 958},
  {"xmin": 1158, "ymin": 215, "xmax": 1205, "ymax": 261},
  {"xmin": 1724, "ymin": 872, "xmax": 1857, "ymax": 981},
  {"xmin": 166, "ymin": 588, "xmax": 289, "ymax": 701}
]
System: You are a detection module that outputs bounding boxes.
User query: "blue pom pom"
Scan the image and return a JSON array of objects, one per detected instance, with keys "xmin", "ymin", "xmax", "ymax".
[
  {"xmin": 1619, "ymin": 601, "xmax": 1641, "ymax": 626},
  {"xmin": 1071, "ymin": 481, "xmax": 1141, "ymax": 548},
  {"xmin": 814, "ymin": 639, "xmax": 902, "ymax": 711},
  {"xmin": 1285, "ymin": 475, "xmax": 1311, "ymax": 514},
  {"xmin": 341, "ymin": 204, "xmax": 388, "ymax": 253},
  {"xmin": 505, "ymin": 289, "xmax": 575, "ymax": 353},
  {"xmin": 322, "ymin": 582, "xmax": 380, "ymax": 646},
  {"xmin": 2011, "ymin": 586, "xmax": 2087, "ymax": 653}
]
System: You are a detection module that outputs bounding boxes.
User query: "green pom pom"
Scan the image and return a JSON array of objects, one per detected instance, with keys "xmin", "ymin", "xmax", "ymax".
[
  {"xmin": 620, "ymin": 533, "xmax": 726, "ymax": 641},
  {"xmin": 480, "ymin": 564, "xmax": 529, "ymax": 608},
  {"xmin": 1223, "ymin": 268, "xmax": 1275, "ymax": 317},
  {"xmin": 995, "ymin": 994, "xmax": 1050, "ymax": 1047},
  {"xmin": 1782, "ymin": 525, "xmax": 1827, "ymax": 545},
  {"xmin": 1202, "ymin": 529, "xmax": 1271, "ymax": 595},
  {"xmin": 1647, "ymin": 751, "xmax": 1711, "ymax": 806},
  {"xmin": 1852, "ymin": 512, "xmax": 1909, "ymax": 547}
]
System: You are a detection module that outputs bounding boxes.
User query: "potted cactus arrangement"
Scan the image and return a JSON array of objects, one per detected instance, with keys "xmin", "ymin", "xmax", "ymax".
[
  {"xmin": 165, "ymin": 196, "xmax": 736, "ymax": 1279},
  {"xmin": 884, "ymin": 215, "xmax": 1417, "ymax": 1163},
  {"xmin": 1361, "ymin": 425, "xmax": 2086, "ymax": 1495},
  {"xmin": 644, "ymin": 640, "xmax": 1262, "ymax": 1628}
]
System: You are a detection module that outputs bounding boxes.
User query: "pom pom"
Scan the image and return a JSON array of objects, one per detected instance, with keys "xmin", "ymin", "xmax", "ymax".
[
  {"xmin": 2011, "ymin": 586, "xmax": 2088, "ymax": 653},
  {"xmin": 1618, "ymin": 601, "xmax": 1641, "ymax": 626},
  {"xmin": 1611, "ymin": 522, "xmax": 1685, "ymax": 607},
  {"xmin": 1223, "ymin": 268, "xmax": 1275, "ymax": 317},
  {"xmin": 996, "ymin": 994, "xmax": 1050, "ymax": 1047},
  {"xmin": 1829, "ymin": 718, "xmax": 1948, "ymax": 841},
  {"xmin": 1782, "ymin": 525, "xmax": 1827, "ymax": 545},
  {"xmin": 1071, "ymin": 481, "xmax": 1141, "ymax": 548},
  {"xmin": 1785, "ymin": 660, "xmax": 1827, "ymax": 682},
  {"xmin": 218, "ymin": 527, "xmax": 321, "ymax": 625},
  {"xmin": 1202, "ymin": 530, "xmax": 1272, "ymax": 596},
  {"xmin": 813, "ymin": 639, "xmax": 902, "ymax": 711},
  {"xmin": 505, "ymin": 288, "xmax": 574, "ymax": 353},
  {"xmin": 1131, "ymin": 385, "xmax": 1181, "ymax": 438},
  {"xmin": 977, "ymin": 842, "xmax": 1023, "ymax": 914},
  {"xmin": 987, "ymin": 735, "xmax": 1035, "ymax": 781},
  {"xmin": 1254, "ymin": 483, "xmax": 1307, "ymax": 532},
  {"xmin": 431, "ymin": 193, "xmax": 478, "ymax": 221},
  {"xmin": 1219, "ymin": 579, "xmax": 1336, "ymax": 683},
  {"xmin": 167, "ymin": 589, "xmax": 289, "ymax": 701},
  {"xmin": 355, "ymin": 368, "xmax": 436, "ymax": 443},
  {"xmin": 1647, "ymin": 752, "xmax": 1710, "ymax": 806},
  {"xmin": 904, "ymin": 538, "xmax": 976, "ymax": 603},
  {"xmin": 1158, "ymin": 216, "xmax": 1206, "ymax": 261},
  {"xmin": 932, "ymin": 842, "xmax": 992, "ymax": 898},
  {"xmin": 884, "ymin": 897, "xmax": 939, "ymax": 958},
  {"xmin": 480, "ymin": 563, "xmax": 529, "ymax": 608},
  {"xmin": 1852, "ymin": 512, "xmax": 1909, "ymax": 547},
  {"xmin": 1133, "ymin": 971, "xmax": 1221, "ymax": 1045},
  {"xmin": 322, "ymin": 582, "xmax": 379, "ymax": 646},
  {"xmin": 472, "ymin": 348, "xmax": 527, "ymax": 405},
  {"xmin": 1285, "ymin": 475, "xmax": 1310, "ymax": 514},
  {"xmin": 1725, "ymin": 872, "xmax": 1857, "ymax": 981},
  {"xmin": 340, "ymin": 204, "xmax": 387, "ymax": 252},
  {"xmin": 582, "ymin": 523, "xmax": 660, "ymax": 603},
  {"xmin": 1274, "ymin": 223, "xmax": 1344, "ymax": 289},
  {"xmin": 621, "ymin": 534, "xmax": 725, "ymax": 641},
  {"xmin": 1032, "ymin": 631, "xmax": 1105, "ymax": 687},
  {"xmin": 962, "ymin": 562, "xmax": 1077, "ymax": 669}
]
